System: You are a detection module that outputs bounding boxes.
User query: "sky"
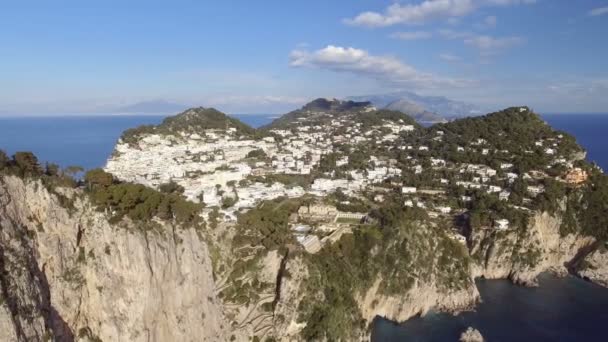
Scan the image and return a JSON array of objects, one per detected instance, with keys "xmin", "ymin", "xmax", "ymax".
[{"xmin": 1, "ymin": 0, "xmax": 607, "ymax": 115}]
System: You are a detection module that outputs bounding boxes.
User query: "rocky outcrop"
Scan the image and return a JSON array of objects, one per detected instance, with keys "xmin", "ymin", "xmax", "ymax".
[
  {"xmin": 578, "ymin": 247, "xmax": 608, "ymax": 287},
  {"xmin": 358, "ymin": 278, "xmax": 479, "ymax": 325},
  {"xmin": 460, "ymin": 327, "xmax": 484, "ymax": 342},
  {"xmin": 0, "ymin": 175, "xmax": 235, "ymax": 341},
  {"xmin": 470, "ymin": 212, "xmax": 595, "ymax": 285}
]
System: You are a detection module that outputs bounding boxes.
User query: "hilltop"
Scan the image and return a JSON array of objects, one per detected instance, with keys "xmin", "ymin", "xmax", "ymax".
[
  {"xmin": 120, "ymin": 107, "xmax": 258, "ymax": 145},
  {"xmin": 264, "ymin": 97, "xmax": 418, "ymax": 130}
]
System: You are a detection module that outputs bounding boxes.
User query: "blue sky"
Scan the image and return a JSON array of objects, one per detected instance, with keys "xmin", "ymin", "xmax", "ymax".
[{"xmin": 1, "ymin": 0, "xmax": 607, "ymax": 114}]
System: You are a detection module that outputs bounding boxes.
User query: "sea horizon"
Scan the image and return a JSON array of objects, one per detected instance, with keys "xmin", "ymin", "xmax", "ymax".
[{"xmin": 1, "ymin": 112, "xmax": 607, "ymax": 169}]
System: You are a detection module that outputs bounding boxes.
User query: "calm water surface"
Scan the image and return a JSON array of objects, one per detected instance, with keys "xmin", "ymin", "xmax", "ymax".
[
  {"xmin": 372, "ymin": 274, "xmax": 608, "ymax": 341},
  {"xmin": 0, "ymin": 114, "xmax": 273, "ymax": 170}
]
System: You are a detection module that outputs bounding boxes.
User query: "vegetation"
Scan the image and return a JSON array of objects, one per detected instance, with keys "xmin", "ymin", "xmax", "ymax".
[
  {"xmin": 121, "ymin": 107, "xmax": 262, "ymax": 145},
  {"xmin": 246, "ymin": 149, "xmax": 267, "ymax": 159},
  {"xmin": 233, "ymin": 197, "xmax": 302, "ymax": 251},
  {"xmin": 355, "ymin": 109, "xmax": 419, "ymax": 128},
  {"xmin": 298, "ymin": 201, "xmax": 471, "ymax": 340},
  {"xmin": 84, "ymin": 169, "xmax": 202, "ymax": 227},
  {"xmin": 429, "ymin": 107, "xmax": 581, "ymax": 172},
  {"xmin": 578, "ymin": 171, "xmax": 608, "ymax": 241},
  {"xmin": 0, "ymin": 150, "xmax": 78, "ymax": 192}
]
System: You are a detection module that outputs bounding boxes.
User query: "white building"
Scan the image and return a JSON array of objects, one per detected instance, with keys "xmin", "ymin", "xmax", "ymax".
[
  {"xmin": 494, "ymin": 219, "xmax": 510, "ymax": 230},
  {"xmin": 402, "ymin": 186, "xmax": 417, "ymax": 194}
]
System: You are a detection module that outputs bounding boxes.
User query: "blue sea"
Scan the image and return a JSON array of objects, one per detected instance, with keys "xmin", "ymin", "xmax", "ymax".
[
  {"xmin": 0, "ymin": 112, "xmax": 607, "ymax": 341},
  {"xmin": 0, "ymin": 114, "xmax": 275, "ymax": 170},
  {"xmin": 373, "ymin": 274, "xmax": 608, "ymax": 342}
]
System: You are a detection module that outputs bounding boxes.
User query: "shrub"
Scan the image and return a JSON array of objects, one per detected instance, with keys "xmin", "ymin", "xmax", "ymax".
[{"xmin": 84, "ymin": 169, "xmax": 114, "ymax": 187}]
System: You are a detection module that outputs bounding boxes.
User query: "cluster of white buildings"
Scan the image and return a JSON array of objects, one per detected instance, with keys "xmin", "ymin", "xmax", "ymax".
[
  {"xmin": 105, "ymin": 104, "xmax": 582, "ymax": 240},
  {"xmin": 105, "ymin": 109, "xmax": 419, "ymax": 221}
]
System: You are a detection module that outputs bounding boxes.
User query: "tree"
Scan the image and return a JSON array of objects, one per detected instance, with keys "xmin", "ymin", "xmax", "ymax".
[
  {"xmin": 84, "ymin": 169, "xmax": 114, "ymax": 187},
  {"xmin": 45, "ymin": 163, "xmax": 60, "ymax": 177},
  {"xmin": 65, "ymin": 165, "xmax": 84, "ymax": 178},
  {"xmin": 0, "ymin": 150, "xmax": 8, "ymax": 170},
  {"xmin": 13, "ymin": 152, "xmax": 41, "ymax": 175},
  {"xmin": 246, "ymin": 149, "xmax": 267, "ymax": 159},
  {"xmin": 221, "ymin": 196, "xmax": 237, "ymax": 209},
  {"xmin": 159, "ymin": 181, "xmax": 184, "ymax": 194}
]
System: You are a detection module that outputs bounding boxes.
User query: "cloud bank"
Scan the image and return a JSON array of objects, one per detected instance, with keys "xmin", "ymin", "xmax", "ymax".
[{"xmin": 289, "ymin": 45, "xmax": 471, "ymax": 88}]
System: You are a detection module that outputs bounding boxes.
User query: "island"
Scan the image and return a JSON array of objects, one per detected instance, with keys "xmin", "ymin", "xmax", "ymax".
[{"xmin": 0, "ymin": 99, "xmax": 606, "ymax": 341}]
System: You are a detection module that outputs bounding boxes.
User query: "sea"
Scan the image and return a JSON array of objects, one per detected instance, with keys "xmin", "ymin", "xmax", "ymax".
[
  {"xmin": 0, "ymin": 112, "xmax": 607, "ymax": 340},
  {"xmin": 0, "ymin": 114, "xmax": 276, "ymax": 170}
]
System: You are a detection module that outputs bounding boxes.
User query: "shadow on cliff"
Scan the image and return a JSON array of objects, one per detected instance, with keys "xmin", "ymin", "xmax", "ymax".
[
  {"xmin": 565, "ymin": 240, "xmax": 602, "ymax": 277},
  {"xmin": 0, "ymin": 215, "xmax": 74, "ymax": 342}
]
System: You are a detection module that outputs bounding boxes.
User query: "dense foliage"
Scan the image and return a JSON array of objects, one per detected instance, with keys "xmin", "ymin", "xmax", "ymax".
[
  {"xmin": 428, "ymin": 107, "xmax": 582, "ymax": 172},
  {"xmin": 0, "ymin": 150, "xmax": 78, "ymax": 188},
  {"xmin": 579, "ymin": 171, "xmax": 608, "ymax": 241},
  {"xmin": 233, "ymin": 197, "xmax": 303, "ymax": 250},
  {"xmin": 84, "ymin": 169, "xmax": 202, "ymax": 226},
  {"xmin": 121, "ymin": 107, "xmax": 260, "ymax": 144},
  {"xmin": 299, "ymin": 202, "xmax": 471, "ymax": 340}
]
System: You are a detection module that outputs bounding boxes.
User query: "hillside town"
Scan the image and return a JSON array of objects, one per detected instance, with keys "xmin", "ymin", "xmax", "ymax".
[{"xmin": 105, "ymin": 101, "xmax": 589, "ymax": 253}]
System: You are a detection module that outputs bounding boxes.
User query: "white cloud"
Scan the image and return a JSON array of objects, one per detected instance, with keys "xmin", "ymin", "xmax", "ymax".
[
  {"xmin": 289, "ymin": 45, "xmax": 471, "ymax": 88},
  {"xmin": 438, "ymin": 29, "xmax": 524, "ymax": 55},
  {"xmin": 439, "ymin": 53, "xmax": 462, "ymax": 62},
  {"xmin": 390, "ymin": 31, "xmax": 433, "ymax": 40},
  {"xmin": 345, "ymin": 0, "xmax": 536, "ymax": 27},
  {"xmin": 464, "ymin": 35, "xmax": 524, "ymax": 55},
  {"xmin": 589, "ymin": 6, "xmax": 608, "ymax": 16}
]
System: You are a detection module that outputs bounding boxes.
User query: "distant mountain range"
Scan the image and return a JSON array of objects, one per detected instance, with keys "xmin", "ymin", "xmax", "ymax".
[
  {"xmin": 346, "ymin": 91, "xmax": 485, "ymax": 122},
  {"xmin": 111, "ymin": 92, "xmax": 485, "ymax": 123}
]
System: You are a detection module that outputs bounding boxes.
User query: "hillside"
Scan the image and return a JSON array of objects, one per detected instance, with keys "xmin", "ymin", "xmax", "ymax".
[
  {"xmin": 264, "ymin": 98, "xmax": 418, "ymax": 130},
  {"xmin": 120, "ymin": 107, "xmax": 258, "ymax": 145}
]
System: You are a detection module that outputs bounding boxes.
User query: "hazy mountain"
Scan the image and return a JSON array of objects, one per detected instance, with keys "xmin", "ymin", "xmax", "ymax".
[
  {"xmin": 346, "ymin": 91, "xmax": 484, "ymax": 120},
  {"xmin": 113, "ymin": 100, "xmax": 188, "ymax": 114},
  {"xmin": 384, "ymin": 99, "xmax": 445, "ymax": 123}
]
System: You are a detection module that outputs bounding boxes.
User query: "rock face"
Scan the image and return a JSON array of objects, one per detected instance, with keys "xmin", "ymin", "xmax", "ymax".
[
  {"xmin": 460, "ymin": 327, "xmax": 484, "ymax": 342},
  {"xmin": 0, "ymin": 175, "xmax": 232, "ymax": 341},
  {"xmin": 358, "ymin": 278, "xmax": 480, "ymax": 325},
  {"xmin": 470, "ymin": 212, "xmax": 595, "ymax": 285},
  {"xmin": 578, "ymin": 247, "xmax": 608, "ymax": 287}
]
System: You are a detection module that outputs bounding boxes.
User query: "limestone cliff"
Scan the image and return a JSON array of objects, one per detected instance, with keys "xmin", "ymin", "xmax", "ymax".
[
  {"xmin": 357, "ymin": 277, "xmax": 479, "ymax": 325},
  {"xmin": 0, "ymin": 175, "xmax": 233, "ymax": 342},
  {"xmin": 470, "ymin": 211, "xmax": 595, "ymax": 285},
  {"xmin": 578, "ymin": 246, "xmax": 608, "ymax": 287}
]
